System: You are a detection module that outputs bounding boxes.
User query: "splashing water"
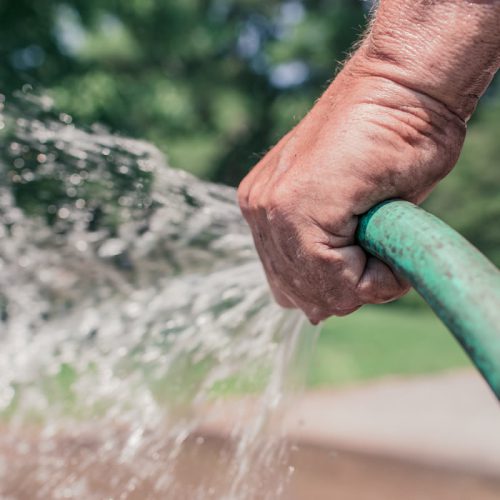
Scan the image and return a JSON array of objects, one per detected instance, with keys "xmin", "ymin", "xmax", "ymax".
[{"xmin": 0, "ymin": 93, "xmax": 315, "ymax": 499}]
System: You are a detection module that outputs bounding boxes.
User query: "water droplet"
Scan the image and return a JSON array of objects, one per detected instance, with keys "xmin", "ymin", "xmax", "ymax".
[
  {"xmin": 18, "ymin": 256, "xmax": 31, "ymax": 268},
  {"xmin": 75, "ymin": 198, "xmax": 86, "ymax": 209},
  {"xmin": 118, "ymin": 196, "xmax": 132, "ymax": 207},
  {"xmin": 69, "ymin": 174, "xmax": 81, "ymax": 185},
  {"xmin": 9, "ymin": 142, "xmax": 21, "ymax": 154},
  {"xmin": 59, "ymin": 113, "xmax": 73, "ymax": 124},
  {"xmin": 75, "ymin": 240, "xmax": 88, "ymax": 252},
  {"xmin": 21, "ymin": 170, "xmax": 35, "ymax": 182},
  {"xmin": 13, "ymin": 158, "xmax": 25, "ymax": 169},
  {"xmin": 58, "ymin": 207, "xmax": 70, "ymax": 219},
  {"xmin": 98, "ymin": 238, "xmax": 126, "ymax": 258}
]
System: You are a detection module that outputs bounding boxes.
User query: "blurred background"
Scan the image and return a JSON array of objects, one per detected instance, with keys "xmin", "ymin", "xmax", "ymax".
[{"xmin": 1, "ymin": 0, "xmax": 499, "ymax": 387}]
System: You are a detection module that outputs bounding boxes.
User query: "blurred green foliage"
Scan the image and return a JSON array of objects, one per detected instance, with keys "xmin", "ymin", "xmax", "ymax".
[
  {"xmin": 309, "ymin": 304, "xmax": 470, "ymax": 388},
  {"xmin": 1, "ymin": 0, "xmax": 499, "ymax": 265},
  {"xmin": 0, "ymin": 0, "xmax": 366, "ymax": 184}
]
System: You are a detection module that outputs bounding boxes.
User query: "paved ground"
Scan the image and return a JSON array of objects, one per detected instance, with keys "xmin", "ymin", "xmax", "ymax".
[
  {"xmin": 2, "ymin": 431, "xmax": 500, "ymax": 500},
  {"xmin": 200, "ymin": 369, "xmax": 500, "ymax": 477},
  {"xmin": 283, "ymin": 369, "xmax": 500, "ymax": 476}
]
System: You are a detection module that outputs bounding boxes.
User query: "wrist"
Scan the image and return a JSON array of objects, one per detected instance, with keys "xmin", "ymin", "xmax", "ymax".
[
  {"xmin": 327, "ymin": 60, "xmax": 466, "ymax": 142},
  {"xmin": 318, "ymin": 63, "xmax": 467, "ymax": 204}
]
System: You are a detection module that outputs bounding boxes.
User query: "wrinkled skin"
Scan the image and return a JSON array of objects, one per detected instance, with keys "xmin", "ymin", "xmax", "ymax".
[{"xmin": 238, "ymin": 62, "xmax": 466, "ymax": 324}]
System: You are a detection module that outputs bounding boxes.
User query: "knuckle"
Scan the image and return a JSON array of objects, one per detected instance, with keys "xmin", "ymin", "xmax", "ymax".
[
  {"xmin": 267, "ymin": 191, "xmax": 296, "ymax": 224},
  {"xmin": 237, "ymin": 180, "xmax": 251, "ymax": 213},
  {"xmin": 268, "ymin": 181, "xmax": 293, "ymax": 207},
  {"xmin": 320, "ymin": 249, "xmax": 345, "ymax": 269},
  {"xmin": 247, "ymin": 187, "xmax": 267, "ymax": 214}
]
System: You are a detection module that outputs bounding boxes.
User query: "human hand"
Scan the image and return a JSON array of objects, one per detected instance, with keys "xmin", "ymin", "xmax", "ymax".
[{"xmin": 238, "ymin": 61, "xmax": 466, "ymax": 323}]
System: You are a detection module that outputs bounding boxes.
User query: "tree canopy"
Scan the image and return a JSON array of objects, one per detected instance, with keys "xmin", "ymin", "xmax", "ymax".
[{"xmin": 0, "ymin": 0, "xmax": 366, "ymax": 184}]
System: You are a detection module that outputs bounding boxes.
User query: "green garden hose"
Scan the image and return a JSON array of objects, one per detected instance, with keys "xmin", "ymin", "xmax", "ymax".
[{"xmin": 357, "ymin": 200, "xmax": 500, "ymax": 400}]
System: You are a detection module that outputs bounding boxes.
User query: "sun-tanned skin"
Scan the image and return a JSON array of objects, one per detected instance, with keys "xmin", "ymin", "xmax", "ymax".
[{"xmin": 238, "ymin": 0, "xmax": 500, "ymax": 324}]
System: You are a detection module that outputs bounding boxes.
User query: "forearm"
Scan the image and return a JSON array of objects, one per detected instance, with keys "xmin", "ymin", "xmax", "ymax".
[{"xmin": 350, "ymin": 0, "xmax": 500, "ymax": 120}]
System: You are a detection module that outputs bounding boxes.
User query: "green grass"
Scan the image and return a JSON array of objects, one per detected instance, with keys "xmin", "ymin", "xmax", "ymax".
[
  {"xmin": 307, "ymin": 303, "xmax": 471, "ymax": 388},
  {"xmin": 209, "ymin": 299, "xmax": 473, "ymax": 396}
]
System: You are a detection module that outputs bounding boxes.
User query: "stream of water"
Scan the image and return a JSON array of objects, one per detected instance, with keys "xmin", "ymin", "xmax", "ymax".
[{"xmin": 0, "ymin": 92, "xmax": 315, "ymax": 499}]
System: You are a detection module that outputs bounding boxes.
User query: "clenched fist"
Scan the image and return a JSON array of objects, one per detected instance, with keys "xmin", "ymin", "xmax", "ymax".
[
  {"xmin": 238, "ymin": 61, "xmax": 467, "ymax": 323},
  {"xmin": 238, "ymin": 0, "xmax": 499, "ymax": 323}
]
